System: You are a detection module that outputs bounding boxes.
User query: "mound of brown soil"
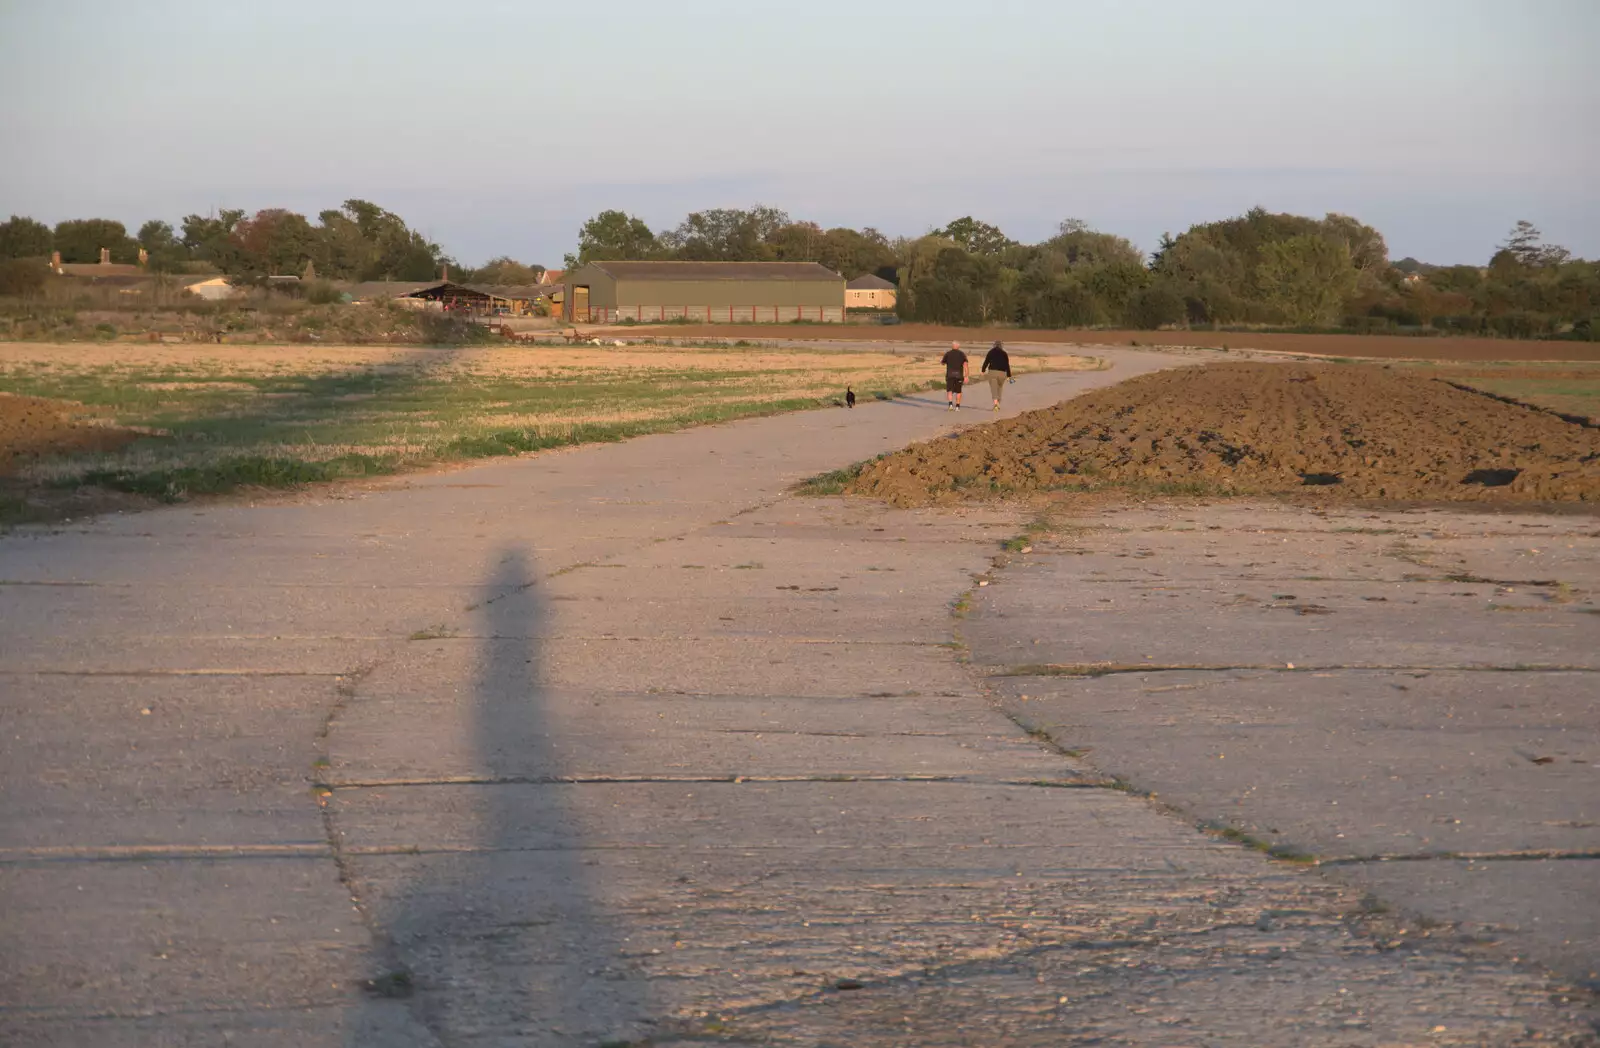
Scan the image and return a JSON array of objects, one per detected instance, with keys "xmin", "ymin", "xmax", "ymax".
[
  {"xmin": 847, "ymin": 363, "xmax": 1600, "ymax": 506},
  {"xmin": 0, "ymin": 393, "xmax": 145, "ymax": 476}
]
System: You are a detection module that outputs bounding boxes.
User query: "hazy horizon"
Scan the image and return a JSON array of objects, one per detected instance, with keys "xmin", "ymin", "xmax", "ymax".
[{"xmin": 2, "ymin": 0, "xmax": 1595, "ymax": 268}]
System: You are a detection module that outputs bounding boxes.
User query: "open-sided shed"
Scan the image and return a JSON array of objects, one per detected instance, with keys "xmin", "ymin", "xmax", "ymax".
[
  {"xmin": 563, "ymin": 261, "xmax": 845, "ymax": 323},
  {"xmin": 346, "ymin": 281, "xmax": 559, "ymax": 316}
]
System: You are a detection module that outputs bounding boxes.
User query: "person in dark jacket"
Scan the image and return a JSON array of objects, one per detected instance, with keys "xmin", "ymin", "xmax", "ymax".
[{"xmin": 981, "ymin": 341, "xmax": 1011, "ymax": 411}]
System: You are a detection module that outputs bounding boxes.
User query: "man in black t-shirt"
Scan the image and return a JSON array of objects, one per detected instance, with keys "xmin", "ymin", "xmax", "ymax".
[{"xmin": 941, "ymin": 341, "xmax": 969, "ymax": 410}]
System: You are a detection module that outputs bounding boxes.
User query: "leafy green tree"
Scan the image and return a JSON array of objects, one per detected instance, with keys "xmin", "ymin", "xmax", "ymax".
[
  {"xmin": 1045, "ymin": 219, "xmax": 1143, "ymax": 269},
  {"xmin": 764, "ymin": 221, "xmax": 825, "ymax": 263},
  {"xmin": 470, "ymin": 257, "xmax": 546, "ymax": 284},
  {"xmin": 0, "ymin": 216, "xmax": 52, "ymax": 259},
  {"xmin": 137, "ymin": 219, "xmax": 175, "ymax": 252},
  {"xmin": 1081, "ymin": 260, "xmax": 1149, "ymax": 320},
  {"xmin": 660, "ymin": 206, "xmax": 788, "ymax": 261},
  {"xmin": 1498, "ymin": 220, "xmax": 1570, "ymax": 268},
  {"xmin": 763, "ymin": 223, "xmax": 897, "ymax": 278},
  {"xmin": 1147, "ymin": 232, "xmax": 1177, "ymax": 270},
  {"xmin": 331, "ymin": 199, "xmax": 448, "ymax": 281},
  {"xmin": 1423, "ymin": 265, "xmax": 1479, "ymax": 296},
  {"xmin": 1125, "ymin": 283, "xmax": 1186, "ymax": 328},
  {"xmin": 181, "ymin": 210, "xmax": 245, "ymax": 270},
  {"xmin": 137, "ymin": 219, "xmax": 187, "ymax": 272},
  {"xmin": 226, "ymin": 209, "xmax": 320, "ymax": 282},
  {"xmin": 54, "ymin": 218, "xmax": 138, "ymax": 263},
  {"xmin": 937, "ymin": 216, "xmax": 1013, "ymax": 256},
  {"xmin": 1023, "ymin": 279, "xmax": 1102, "ymax": 327},
  {"xmin": 1320, "ymin": 213, "xmax": 1388, "ymax": 275},
  {"xmin": 820, "ymin": 227, "xmax": 895, "ymax": 279},
  {"xmin": 373, "ymin": 235, "xmax": 444, "ymax": 281},
  {"xmin": 1255, "ymin": 234, "xmax": 1358, "ymax": 325},
  {"xmin": 314, "ymin": 209, "xmax": 369, "ymax": 279},
  {"xmin": 568, "ymin": 210, "xmax": 660, "ymax": 267}
]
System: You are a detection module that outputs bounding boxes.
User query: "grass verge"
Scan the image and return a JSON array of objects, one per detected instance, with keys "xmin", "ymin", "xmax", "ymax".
[{"xmin": 3, "ymin": 342, "xmax": 1104, "ymax": 518}]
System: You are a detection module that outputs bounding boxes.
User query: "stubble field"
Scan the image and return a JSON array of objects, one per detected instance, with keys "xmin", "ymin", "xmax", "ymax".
[{"xmin": 0, "ymin": 340, "xmax": 1095, "ymax": 521}]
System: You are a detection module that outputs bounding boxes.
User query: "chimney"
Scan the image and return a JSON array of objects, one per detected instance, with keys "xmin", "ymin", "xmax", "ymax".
[
  {"xmin": 440, "ymin": 264, "xmax": 449, "ymax": 282},
  {"xmin": 51, "ymin": 250, "xmax": 61, "ymax": 271},
  {"xmin": 138, "ymin": 247, "xmax": 149, "ymax": 266},
  {"xmin": 99, "ymin": 247, "xmax": 111, "ymax": 265}
]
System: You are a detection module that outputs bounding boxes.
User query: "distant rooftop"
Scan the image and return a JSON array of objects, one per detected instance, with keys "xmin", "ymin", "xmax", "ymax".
[
  {"xmin": 846, "ymin": 273, "xmax": 896, "ymax": 290},
  {"xmin": 583, "ymin": 261, "xmax": 842, "ymax": 282},
  {"xmin": 56, "ymin": 262, "xmax": 145, "ymax": 279}
]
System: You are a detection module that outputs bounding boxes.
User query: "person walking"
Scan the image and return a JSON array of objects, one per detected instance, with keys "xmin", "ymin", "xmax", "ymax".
[
  {"xmin": 981, "ymin": 340, "xmax": 1011, "ymax": 411},
  {"xmin": 941, "ymin": 341, "xmax": 969, "ymax": 410}
]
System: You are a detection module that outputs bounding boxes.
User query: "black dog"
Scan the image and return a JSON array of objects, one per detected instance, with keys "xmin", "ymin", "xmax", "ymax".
[{"xmin": 846, "ymin": 387, "xmax": 856, "ymax": 409}]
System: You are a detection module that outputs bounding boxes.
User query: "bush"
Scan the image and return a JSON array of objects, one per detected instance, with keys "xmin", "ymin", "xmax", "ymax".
[
  {"xmin": 1342, "ymin": 315, "xmax": 1391, "ymax": 334},
  {"xmin": 1566, "ymin": 317, "xmax": 1598, "ymax": 341},
  {"xmin": 0, "ymin": 258, "xmax": 46, "ymax": 296},
  {"xmin": 305, "ymin": 280, "xmax": 343, "ymax": 305},
  {"xmin": 1024, "ymin": 283, "xmax": 1102, "ymax": 328},
  {"xmin": 1487, "ymin": 311, "xmax": 1552, "ymax": 339},
  {"xmin": 417, "ymin": 311, "xmax": 495, "ymax": 344},
  {"xmin": 906, "ymin": 277, "xmax": 984, "ymax": 324},
  {"xmin": 1124, "ymin": 285, "xmax": 1185, "ymax": 329}
]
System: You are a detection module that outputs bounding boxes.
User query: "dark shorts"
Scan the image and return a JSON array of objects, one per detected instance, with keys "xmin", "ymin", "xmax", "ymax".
[{"xmin": 945, "ymin": 375, "xmax": 964, "ymax": 393}]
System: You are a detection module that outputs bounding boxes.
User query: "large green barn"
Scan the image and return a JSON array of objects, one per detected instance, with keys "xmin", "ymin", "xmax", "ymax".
[{"xmin": 562, "ymin": 261, "xmax": 845, "ymax": 323}]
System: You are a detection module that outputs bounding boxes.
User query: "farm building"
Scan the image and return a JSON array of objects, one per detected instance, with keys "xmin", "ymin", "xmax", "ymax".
[
  {"xmin": 562, "ymin": 261, "xmax": 845, "ymax": 323},
  {"xmin": 50, "ymin": 249, "xmax": 145, "ymax": 279},
  {"xmin": 346, "ymin": 281, "xmax": 558, "ymax": 315},
  {"xmin": 846, "ymin": 273, "xmax": 897, "ymax": 310}
]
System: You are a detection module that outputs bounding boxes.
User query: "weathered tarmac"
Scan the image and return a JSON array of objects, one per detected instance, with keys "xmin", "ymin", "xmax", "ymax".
[
  {"xmin": 970, "ymin": 502, "xmax": 1600, "ymax": 986},
  {"xmin": 2, "ymin": 348, "xmax": 1596, "ymax": 1046}
]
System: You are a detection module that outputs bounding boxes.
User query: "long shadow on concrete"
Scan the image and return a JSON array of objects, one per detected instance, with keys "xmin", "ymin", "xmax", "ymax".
[{"xmin": 352, "ymin": 549, "xmax": 649, "ymax": 1044}]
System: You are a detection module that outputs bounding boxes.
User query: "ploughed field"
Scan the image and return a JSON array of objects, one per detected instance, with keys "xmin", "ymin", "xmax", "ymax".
[
  {"xmin": 847, "ymin": 362, "xmax": 1600, "ymax": 505},
  {"xmin": 622, "ymin": 323, "xmax": 1600, "ymax": 363}
]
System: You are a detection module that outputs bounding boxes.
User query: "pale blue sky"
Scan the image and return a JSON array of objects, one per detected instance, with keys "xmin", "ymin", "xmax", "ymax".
[{"xmin": 2, "ymin": 0, "xmax": 1595, "ymax": 266}]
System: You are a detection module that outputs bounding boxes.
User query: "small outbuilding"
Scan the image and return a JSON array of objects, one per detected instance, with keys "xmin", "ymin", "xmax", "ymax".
[
  {"xmin": 346, "ymin": 280, "xmax": 561, "ymax": 316},
  {"xmin": 562, "ymin": 261, "xmax": 845, "ymax": 323},
  {"xmin": 846, "ymin": 273, "xmax": 897, "ymax": 311}
]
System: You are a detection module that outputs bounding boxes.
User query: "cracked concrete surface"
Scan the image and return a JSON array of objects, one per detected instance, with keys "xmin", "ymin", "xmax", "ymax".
[
  {"xmin": 3, "ymin": 349, "xmax": 1597, "ymax": 1046},
  {"xmin": 970, "ymin": 501, "xmax": 1599, "ymax": 998}
]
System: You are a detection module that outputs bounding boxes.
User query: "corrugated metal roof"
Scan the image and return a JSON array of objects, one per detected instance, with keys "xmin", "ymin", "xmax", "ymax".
[
  {"xmin": 586, "ymin": 261, "xmax": 842, "ymax": 282},
  {"xmin": 345, "ymin": 281, "xmax": 448, "ymax": 300},
  {"xmin": 469, "ymin": 283, "xmax": 562, "ymax": 300},
  {"xmin": 846, "ymin": 274, "xmax": 896, "ymax": 290}
]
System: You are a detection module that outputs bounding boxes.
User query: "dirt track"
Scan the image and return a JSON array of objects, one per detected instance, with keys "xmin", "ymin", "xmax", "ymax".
[
  {"xmin": 847, "ymin": 362, "xmax": 1600, "ymax": 506},
  {"xmin": 621, "ymin": 323, "xmax": 1600, "ymax": 362}
]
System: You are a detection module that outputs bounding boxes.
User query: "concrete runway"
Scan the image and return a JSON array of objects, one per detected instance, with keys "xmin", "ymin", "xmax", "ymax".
[{"xmin": 2, "ymin": 348, "xmax": 1595, "ymax": 1046}]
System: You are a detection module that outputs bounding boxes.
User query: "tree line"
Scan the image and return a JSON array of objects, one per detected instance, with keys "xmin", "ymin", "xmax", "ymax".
[
  {"xmin": 0, "ymin": 201, "xmax": 546, "ymax": 289},
  {"xmin": 3, "ymin": 201, "xmax": 1596, "ymax": 338},
  {"xmin": 569, "ymin": 206, "xmax": 1598, "ymax": 339}
]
